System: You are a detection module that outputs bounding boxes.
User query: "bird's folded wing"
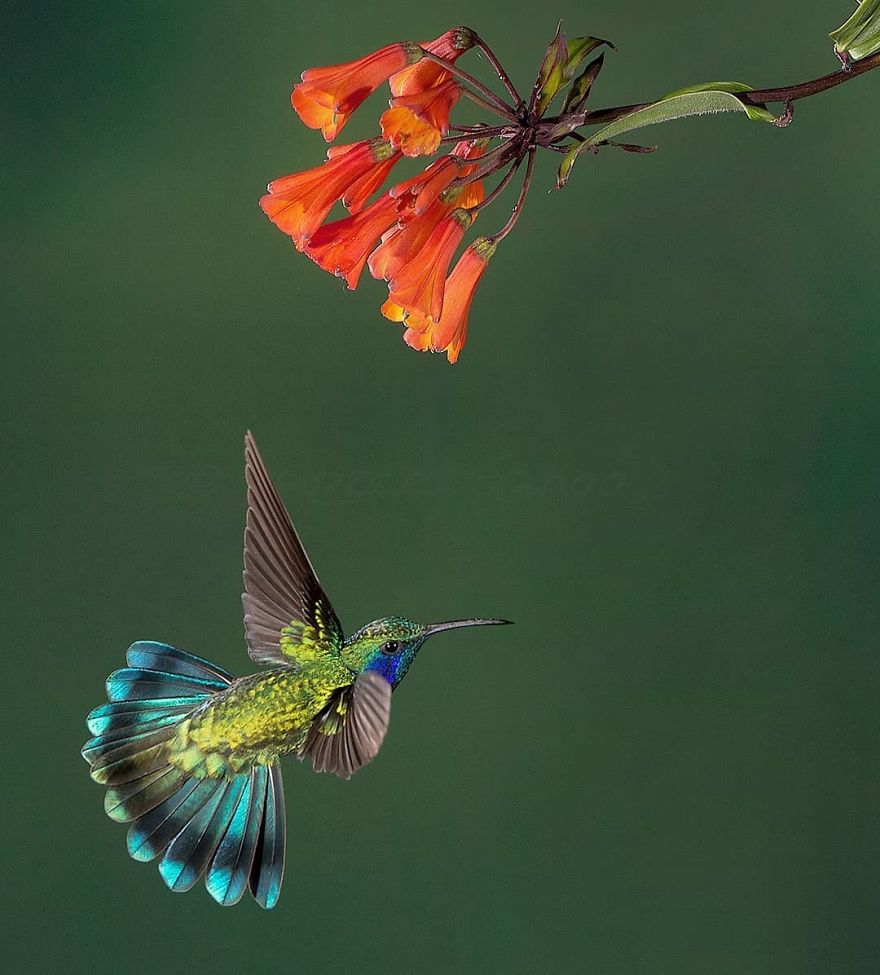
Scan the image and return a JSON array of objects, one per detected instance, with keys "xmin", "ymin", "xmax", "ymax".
[
  {"xmin": 299, "ymin": 672, "xmax": 392, "ymax": 780},
  {"xmin": 242, "ymin": 431, "xmax": 344, "ymax": 666}
]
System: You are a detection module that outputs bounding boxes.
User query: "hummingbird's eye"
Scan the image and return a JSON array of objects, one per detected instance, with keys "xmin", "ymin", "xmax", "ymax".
[{"xmin": 381, "ymin": 640, "xmax": 399, "ymax": 655}]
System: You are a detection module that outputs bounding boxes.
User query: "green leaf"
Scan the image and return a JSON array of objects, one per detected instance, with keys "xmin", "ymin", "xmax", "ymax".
[
  {"xmin": 830, "ymin": 0, "xmax": 880, "ymax": 61},
  {"xmin": 556, "ymin": 83, "xmax": 777, "ymax": 189},
  {"xmin": 564, "ymin": 36, "xmax": 613, "ymax": 76},
  {"xmin": 560, "ymin": 53, "xmax": 606, "ymax": 114},
  {"xmin": 533, "ymin": 23, "xmax": 568, "ymax": 117},
  {"xmin": 664, "ymin": 83, "xmax": 776, "ymax": 123},
  {"xmin": 534, "ymin": 27, "xmax": 614, "ymax": 116}
]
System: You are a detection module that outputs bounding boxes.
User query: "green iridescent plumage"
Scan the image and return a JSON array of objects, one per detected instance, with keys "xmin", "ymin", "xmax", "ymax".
[{"xmin": 82, "ymin": 432, "xmax": 510, "ymax": 908}]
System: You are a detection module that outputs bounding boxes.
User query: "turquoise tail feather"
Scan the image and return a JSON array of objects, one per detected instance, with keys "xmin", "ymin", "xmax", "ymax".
[
  {"xmin": 105, "ymin": 767, "xmax": 187, "ymax": 823},
  {"xmin": 159, "ymin": 777, "xmax": 246, "ymax": 893},
  {"xmin": 106, "ymin": 667, "xmax": 228, "ymax": 702},
  {"xmin": 205, "ymin": 767, "xmax": 268, "ymax": 907},
  {"xmin": 127, "ymin": 777, "xmax": 219, "ymax": 861},
  {"xmin": 86, "ymin": 698, "xmax": 205, "ymax": 736},
  {"xmin": 83, "ymin": 641, "xmax": 287, "ymax": 908},
  {"xmin": 88, "ymin": 724, "xmax": 181, "ymax": 785},
  {"xmin": 125, "ymin": 641, "xmax": 234, "ymax": 682},
  {"xmin": 81, "ymin": 711, "xmax": 191, "ymax": 763},
  {"xmin": 250, "ymin": 765, "xmax": 286, "ymax": 909}
]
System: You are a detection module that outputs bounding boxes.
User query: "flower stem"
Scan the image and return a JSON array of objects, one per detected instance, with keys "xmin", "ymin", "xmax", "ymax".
[
  {"xmin": 471, "ymin": 32, "xmax": 525, "ymax": 112},
  {"xmin": 558, "ymin": 48, "xmax": 880, "ymax": 132},
  {"xmin": 489, "ymin": 147, "xmax": 535, "ymax": 243},
  {"xmin": 462, "ymin": 140, "xmax": 517, "ymax": 167},
  {"xmin": 438, "ymin": 125, "xmax": 512, "ymax": 144},
  {"xmin": 451, "ymin": 140, "xmax": 521, "ymax": 187},
  {"xmin": 421, "ymin": 51, "xmax": 518, "ymax": 120},
  {"xmin": 462, "ymin": 87, "xmax": 519, "ymax": 122},
  {"xmin": 469, "ymin": 156, "xmax": 524, "ymax": 213}
]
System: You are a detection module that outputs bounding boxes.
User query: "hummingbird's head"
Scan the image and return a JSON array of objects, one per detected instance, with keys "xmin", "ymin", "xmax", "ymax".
[{"xmin": 342, "ymin": 616, "xmax": 511, "ymax": 688}]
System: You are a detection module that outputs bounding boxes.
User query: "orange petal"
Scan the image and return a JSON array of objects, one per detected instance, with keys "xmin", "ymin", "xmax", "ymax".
[
  {"xmin": 291, "ymin": 88, "xmax": 348, "ymax": 141},
  {"xmin": 368, "ymin": 198, "xmax": 450, "ymax": 281},
  {"xmin": 304, "ymin": 193, "xmax": 399, "ymax": 290},
  {"xmin": 293, "ymin": 42, "xmax": 420, "ymax": 140},
  {"xmin": 380, "ymin": 297, "xmax": 407, "ymax": 322},
  {"xmin": 389, "ymin": 28, "xmax": 475, "ymax": 96},
  {"xmin": 389, "ymin": 157, "xmax": 451, "ymax": 199},
  {"xmin": 430, "ymin": 238, "xmax": 495, "ymax": 358},
  {"xmin": 403, "ymin": 326, "xmax": 434, "ymax": 351},
  {"xmin": 387, "ymin": 209, "xmax": 471, "ymax": 321},
  {"xmin": 261, "ymin": 139, "xmax": 391, "ymax": 247},
  {"xmin": 342, "ymin": 151, "xmax": 401, "ymax": 214},
  {"xmin": 380, "ymin": 106, "xmax": 442, "ymax": 157}
]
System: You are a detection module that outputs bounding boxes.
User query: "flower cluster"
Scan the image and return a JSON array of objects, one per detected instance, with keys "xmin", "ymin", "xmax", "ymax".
[{"xmin": 260, "ymin": 25, "xmax": 618, "ymax": 361}]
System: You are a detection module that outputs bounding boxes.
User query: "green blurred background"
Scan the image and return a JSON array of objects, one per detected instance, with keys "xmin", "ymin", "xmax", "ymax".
[{"xmin": 4, "ymin": 1, "xmax": 879, "ymax": 971}]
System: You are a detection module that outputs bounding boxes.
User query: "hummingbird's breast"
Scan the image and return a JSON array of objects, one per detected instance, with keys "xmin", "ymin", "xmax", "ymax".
[{"xmin": 168, "ymin": 660, "xmax": 354, "ymax": 775}]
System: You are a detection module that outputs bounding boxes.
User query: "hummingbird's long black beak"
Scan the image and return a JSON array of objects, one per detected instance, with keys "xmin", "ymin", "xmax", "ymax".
[{"xmin": 423, "ymin": 618, "xmax": 513, "ymax": 636}]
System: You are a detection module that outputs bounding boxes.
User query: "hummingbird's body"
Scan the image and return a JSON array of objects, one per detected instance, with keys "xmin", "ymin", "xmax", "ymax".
[
  {"xmin": 167, "ymin": 625, "xmax": 396, "ymax": 774},
  {"xmin": 168, "ymin": 666, "xmax": 346, "ymax": 775},
  {"xmin": 82, "ymin": 434, "xmax": 509, "ymax": 908}
]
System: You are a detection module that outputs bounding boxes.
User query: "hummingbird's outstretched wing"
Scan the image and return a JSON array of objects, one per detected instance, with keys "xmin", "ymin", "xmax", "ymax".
[
  {"xmin": 242, "ymin": 431, "xmax": 344, "ymax": 666},
  {"xmin": 299, "ymin": 671, "xmax": 392, "ymax": 780}
]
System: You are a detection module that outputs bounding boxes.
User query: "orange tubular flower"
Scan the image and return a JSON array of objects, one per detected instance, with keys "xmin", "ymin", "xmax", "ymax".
[
  {"xmin": 341, "ymin": 150, "xmax": 402, "ymax": 214},
  {"xmin": 292, "ymin": 42, "xmax": 423, "ymax": 141},
  {"xmin": 369, "ymin": 196, "xmax": 451, "ymax": 282},
  {"xmin": 454, "ymin": 178, "xmax": 485, "ymax": 211},
  {"xmin": 389, "ymin": 155, "xmax": 456, "ymax": 202},
  {"xmin": 389, "ymin": 138, "xmax": 489, "ymax": 214},
  {"xmin": 405, "ymin": 139, "xmax": 467, "ymax": 206},
  {"xmin": 369, "ymin": 179, "xmax": 483, "ymax": 282},
  {"xmin": 384, "ymin": 208, "xmax": 473, "ymax": 322},
  {"xmin": 418, "ymin": 138, "xmax": 488, "ymax": 211},
  {"xmin": 389, "ymin": 27, "xmax": 475, "ymax": 97},
  {"xmin": 260, "ymin": 138, "xmax": 399, "ymax": 249},
  {"xmin": 304, "ymin": 192, "xmax": 400, "ymax": 289},
  {"xmin": 381, "ymin": 79, "xmax": 462, "ymax": 157},
  {"xmin": 453, "ymin": 137, "xmax": 492, "ymax": 166},
  {"xmin": 404, "ymin": 237, "xmax": 496, "ymax": 363}
]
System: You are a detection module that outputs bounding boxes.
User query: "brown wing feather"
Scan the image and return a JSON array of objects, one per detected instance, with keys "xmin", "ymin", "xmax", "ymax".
[
  {"xmin": 299, "ymin": 673, "xmax": 393, "ymax": 780},
  {"xmin": 242, "ymin": 431, "xmax": 343, "ymax": 665}
]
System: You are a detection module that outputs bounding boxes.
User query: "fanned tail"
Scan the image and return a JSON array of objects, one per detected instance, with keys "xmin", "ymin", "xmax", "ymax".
[{"xmin": 82, "ymin": 641, "xmax": 286, "ymax": 908}]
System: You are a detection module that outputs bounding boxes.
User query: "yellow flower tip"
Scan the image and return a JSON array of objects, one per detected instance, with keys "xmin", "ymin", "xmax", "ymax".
[
  {"xmin": 403, "ymin": 326, "xmax": 434, "ymax": 352},
  {"xmin": 380, "ymin": 298, "xmax": 407, "ymax": 323}
]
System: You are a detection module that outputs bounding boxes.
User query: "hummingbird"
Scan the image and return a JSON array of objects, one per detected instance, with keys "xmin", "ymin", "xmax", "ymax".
[{"xmin": 82, "ymin": 432, "xmax": 510, "ymax": 909}]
